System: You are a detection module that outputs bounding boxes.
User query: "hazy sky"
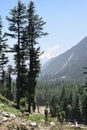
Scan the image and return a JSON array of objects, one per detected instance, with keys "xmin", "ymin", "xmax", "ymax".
[{"xmin": 0, "ymin": 0, "xmax": 87, "ymax": 64}]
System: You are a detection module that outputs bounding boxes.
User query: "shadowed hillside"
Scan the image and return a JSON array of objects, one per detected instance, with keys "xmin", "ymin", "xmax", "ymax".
[{"xmin": 41, "ymin": 37, "xmax": 87, "ymax": 82}]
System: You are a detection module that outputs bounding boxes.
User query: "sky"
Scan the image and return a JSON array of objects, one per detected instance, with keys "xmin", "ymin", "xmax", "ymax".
[{"xmin": 0, "ymin": 0, "xmax": 87, "ymax": 64}]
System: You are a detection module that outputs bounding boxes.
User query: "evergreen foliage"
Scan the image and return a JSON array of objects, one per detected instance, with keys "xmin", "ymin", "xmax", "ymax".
[
  {"xmin": 5, "ymin": 0, "xmax": 47, "ymax": 111},
  {"xmin": 25, "ymin": 1, "xmax": 47, "ymax": 112},
  {"xmin": 0, "ymin": 17, "xmax": 8, "ymax": 94},
  {"xmin": 6, "ymin": 0, "xmax": 26, "ymax": 109},
  {"xmin": 0, "ymin": 0, "xmax": 87, "ymax": 125},
  {"xmin": 36, "ymin": 80, "xmax": 87, "ymax": 124}
]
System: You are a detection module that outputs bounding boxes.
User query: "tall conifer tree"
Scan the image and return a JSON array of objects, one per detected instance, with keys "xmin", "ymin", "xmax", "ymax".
[
  {"xmin": 0, "ymin": 17, "xmax": 8, "ymax": 94},
  {"xmin": 6, "ymin": 0, "xmax": 26, "ymax": 108},
  {"xmin": 26, "ymin": 1, "xmax": 47, "ymax": 112}
]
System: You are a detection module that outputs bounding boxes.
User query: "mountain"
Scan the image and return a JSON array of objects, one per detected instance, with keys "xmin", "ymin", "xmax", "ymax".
[{"xmin": 41, "ymin": 36, "xmax": 87, "ymax": 82}]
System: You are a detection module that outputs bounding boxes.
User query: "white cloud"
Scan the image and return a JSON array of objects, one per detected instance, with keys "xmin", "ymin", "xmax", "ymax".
[{"xmin": 40, "ymin": 44, "xmax": 60, "ymax": 65}]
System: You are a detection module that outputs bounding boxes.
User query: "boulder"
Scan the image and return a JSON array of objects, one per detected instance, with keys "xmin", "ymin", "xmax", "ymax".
[
  {"xmin": 20, "ymin": 122, "xmax": 27, "ymax": 130},
  {"xmin": 50, "ymin": 121, "xmax": 55, "ymax": 126},
  {"xmin": 10, "ymin": 113, "xmax": 16, "ymax": 119},
  {"xmin": 30, "ymin": 122, "xmax": 37, "ymax": 127},
  {"xmin": 2, "ymin": 117, "xmax": 8, "ymax": 122},
  {"xmin": 0, "ymin": 104, "xmax": 5, "ymax": 107},
  {"xmin": 2, "ymin": 111, "xmax": 10, "ymax": 117}
]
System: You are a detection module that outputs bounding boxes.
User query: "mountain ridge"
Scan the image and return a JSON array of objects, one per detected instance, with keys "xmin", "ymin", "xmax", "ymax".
[{"xmin": 41, "ymin": 36, "xmax": 87, "ymax": 82}]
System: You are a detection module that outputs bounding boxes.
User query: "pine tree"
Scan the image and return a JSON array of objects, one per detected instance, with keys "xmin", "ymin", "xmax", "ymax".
[
  {"xmin": 6, "ymin": 0, "xmax": 26, "ymax": 108},
  {"xmin": 5, "ymin": 65, "xmax": 12, "ymax": 100},
  {"xmin": 82, "ymin": 94, "xmax": 87, "ymax": 123},
  {"xmin": 50, "ymin": 95, "xmax": 58, "ymax": 117},
  {"xmin": 0, "ymin": 16, "xmax": 8, "ymax": 94},
  {"xmin": 20, "ymin": 30, "xmax": 28, "ymax": 98},
  {"xmin": 26, "ymin": 1, "xmax": 47, "ymax": 112},
  {"xmin": 66, "ymin": 104, "xmax": 72, "ymax": 121},
  {"xmin": 73, "ymin": 94, "xmax": 82, "ymax": 122},
  {"xmin": 60, "ymin": 86, "xmax": 68, "ymax": 112}
]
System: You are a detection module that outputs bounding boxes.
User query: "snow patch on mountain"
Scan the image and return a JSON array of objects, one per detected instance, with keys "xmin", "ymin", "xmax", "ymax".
[
  {"xmin": 59, "ymin": 54, "xmax": 74, "ymax": 72},
  {"xmin": 61, "ymin": 75, "xmax": 66, "ymax": 79},
  {"xmin": 68, "ymin": 54, "xmax": 74, "ymax": 61}
]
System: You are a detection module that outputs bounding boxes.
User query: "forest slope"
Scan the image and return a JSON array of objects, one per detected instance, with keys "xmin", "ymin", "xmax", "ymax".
[{"xmin": 41, "ymin": 36, "xmax": 87, "ymax": 82}]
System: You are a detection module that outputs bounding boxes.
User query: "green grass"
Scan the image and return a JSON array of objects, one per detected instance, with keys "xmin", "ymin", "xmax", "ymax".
[
  {"xmin": 25, "ymin": 113, "xmax": 45, "ymax": 123},
  {"xmin": 0, "ymin": 94, "xmax": 21, "ymax": 115},
  {"xmin": 0, "ymin": 94, "xmax": 86, "ymax": 130},
  {"xmin": 1, "ymin": 105, "xmax": 20, "ymax": 115}
]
